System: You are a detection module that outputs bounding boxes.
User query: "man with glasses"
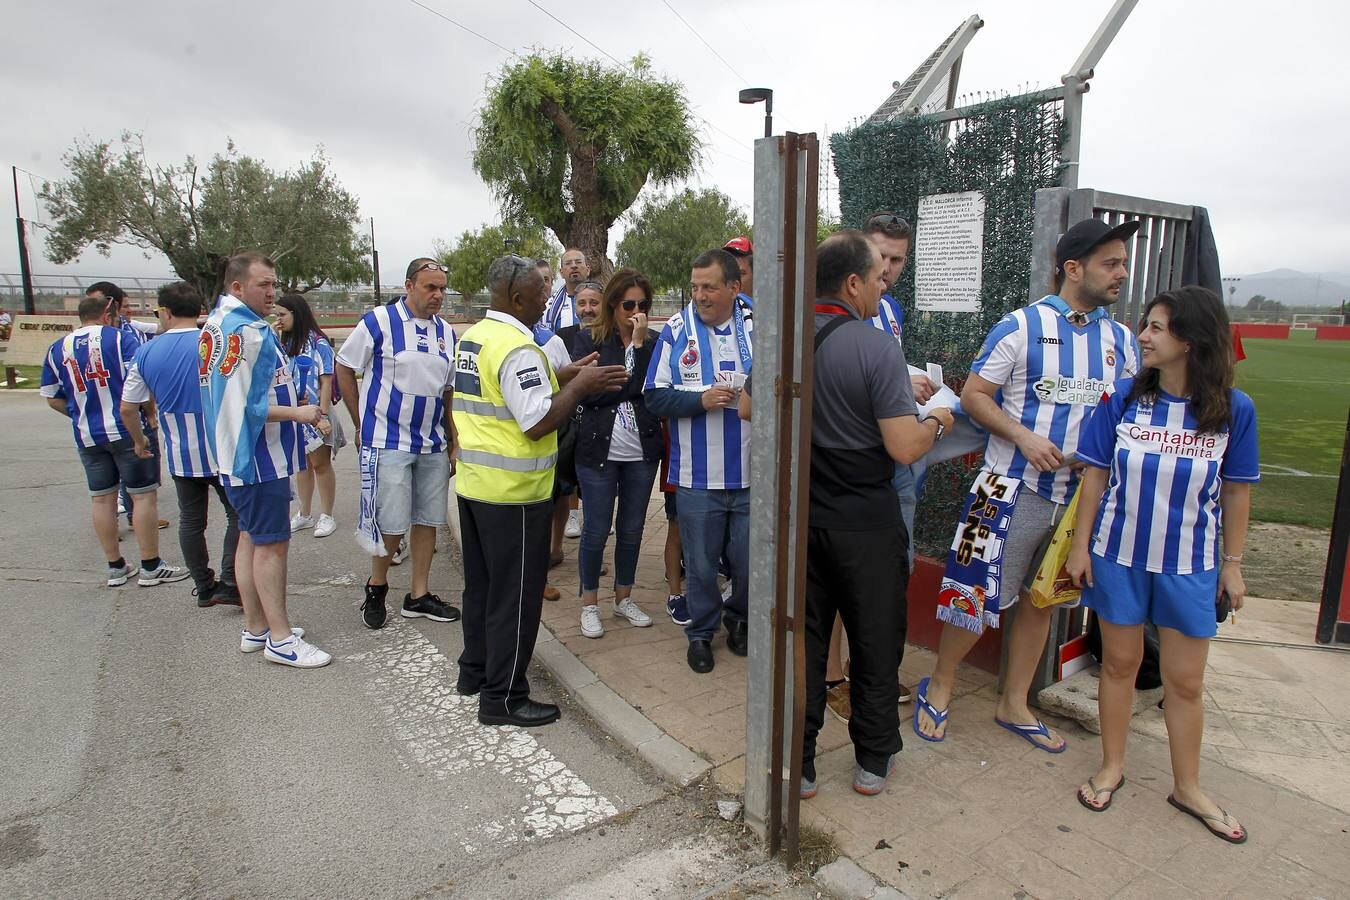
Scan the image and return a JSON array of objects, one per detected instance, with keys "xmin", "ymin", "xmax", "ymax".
[
  {"xmin": 454, "ymin": 255, "xmax": 626, "ymax": 726},
  {"xmin": 336, "ymin": 257, "xmax": 460, "ymax": 631}
]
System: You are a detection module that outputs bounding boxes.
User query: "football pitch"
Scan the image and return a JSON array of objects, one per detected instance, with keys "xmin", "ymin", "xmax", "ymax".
[{"xmin": 1236, "ymin": 330, "xmax": 1350, "ymax": 529}]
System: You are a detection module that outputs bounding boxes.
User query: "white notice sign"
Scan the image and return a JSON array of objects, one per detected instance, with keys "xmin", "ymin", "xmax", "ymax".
[{"xmin": 914, "ymin": 190, "xmax": 986, "ymax": 313}]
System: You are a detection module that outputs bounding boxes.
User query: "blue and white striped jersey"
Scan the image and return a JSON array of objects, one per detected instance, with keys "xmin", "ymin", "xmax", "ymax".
[
  {"xmin": 120, "ymin": 316, "xmax": 156, "ymax": 347},
  {"xmin": 1077, "ymin": 380, "xmax": 1260, "ymax": 574},
  {"xmin": 335, "ymin": 299, "xmax": 456, "ymax": 454},
  {"xmin": 123, "ymin": 328, "xmax": 216, "ymax": 478},
  {"xmin": 543, "ymin": 286, "xmax": 577, "ymax": 330},
  {"xmin": 644, "ymin": 305, "xmax": 753, "ymax": 490},
  {"xmin": 971, "ymin": 295, "xmax": 1139, "ymax": 503},
  {"xmin": 869, "ymin": 293, "xmax": 905, "ymax": 348},
  {"xmin": 200, "ymin": 296, "xmax": 304, "ymax": 486},
  {"xmin": 289, "ymin": 333, "xmax": 335, "ymax": 405},
  {"xmin": 40, "ymin": 325, "xmax": 140, "ymax": 448}
]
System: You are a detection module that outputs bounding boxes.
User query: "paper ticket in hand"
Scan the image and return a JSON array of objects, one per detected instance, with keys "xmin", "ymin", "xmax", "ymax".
[
  {"xmin": 728, "ymin": 372, "xmax": 747, "ymax": 390},
  {"xmin": 927, "ymin": 363, "xmax": 943, "ymax": 387}
]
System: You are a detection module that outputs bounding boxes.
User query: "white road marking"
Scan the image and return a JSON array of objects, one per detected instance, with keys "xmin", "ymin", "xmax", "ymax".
[{"xmin": 338, "ymin": 615, "xmax": 618, "ymax": 847}]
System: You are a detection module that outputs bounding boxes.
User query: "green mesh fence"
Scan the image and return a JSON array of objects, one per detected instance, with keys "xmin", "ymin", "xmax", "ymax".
[{"xmin": 831, "ymin": 94, "xmax": 1067, "ymax": 557}]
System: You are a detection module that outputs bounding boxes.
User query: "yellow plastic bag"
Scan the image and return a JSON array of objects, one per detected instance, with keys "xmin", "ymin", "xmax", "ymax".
[{"xmin": 1028, "ymin": 490, "xmax": 1081, "ymax": 609}]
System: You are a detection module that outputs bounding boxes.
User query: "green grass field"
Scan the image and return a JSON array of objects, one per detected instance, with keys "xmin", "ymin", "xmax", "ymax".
[{"xmin": 1236, "ymin": 331, "xmax": 1349, "ymax": 528}]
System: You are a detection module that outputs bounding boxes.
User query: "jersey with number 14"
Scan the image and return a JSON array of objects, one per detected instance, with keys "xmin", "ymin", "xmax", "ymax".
[{"xmin": 40, "ymin": 325, "xmax": 140, "ymax": 448}]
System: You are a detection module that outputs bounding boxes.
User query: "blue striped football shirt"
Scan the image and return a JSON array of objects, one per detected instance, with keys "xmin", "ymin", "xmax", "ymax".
[
  {"xmin": 123, "ymin": 328, "xmax": 216, "ymax": 478},
  {"xmin": 644, "ymin": 307, "xmax": 753, "ymax": 490},
  {"xmin": 40, "ymin": 325, "xmax": 140, "ymax": 448},
  {"xmin": 971, "ymin": 295, "xmax": 1139, "ymax": 503},
  {"xmin": 335, "ymin": 299, "xmax": 456, "ymax": 454},
  {"xmin": 1077, "ymin": 380, "xmax": 1260, "ymax": 574},
  {"xmin": 869, "ymin": 293, "xmax": 905, "ymax": 348}
]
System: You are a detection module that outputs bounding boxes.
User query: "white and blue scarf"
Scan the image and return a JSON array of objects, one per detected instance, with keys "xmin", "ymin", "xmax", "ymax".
[{"xmin": 667, "ymin": 301, "xmax": 754, "ymax": 392}]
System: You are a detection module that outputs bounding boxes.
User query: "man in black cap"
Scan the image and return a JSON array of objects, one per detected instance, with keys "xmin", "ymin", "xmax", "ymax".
[{"xmin": 913, "ymin": 218, "xmax": 1142, "ymax": 753}]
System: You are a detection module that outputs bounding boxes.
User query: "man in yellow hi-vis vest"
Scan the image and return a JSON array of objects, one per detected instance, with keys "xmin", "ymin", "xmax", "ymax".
[{"xmin": 454, "ymin": 255, "xmax": 627, "ymax": 728}]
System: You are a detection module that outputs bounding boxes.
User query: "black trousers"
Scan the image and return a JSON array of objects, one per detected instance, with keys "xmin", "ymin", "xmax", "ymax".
[
  {"xmin": 172, "ymin": 474, "xmax": 239, "ymax": 591},
  {"xmin": 802, "ymin": 523, "xmax": 910, "ymax": 780},
  {"xmin": 457, "ymin": 496, "xmax": 552, "ymax": 715}
]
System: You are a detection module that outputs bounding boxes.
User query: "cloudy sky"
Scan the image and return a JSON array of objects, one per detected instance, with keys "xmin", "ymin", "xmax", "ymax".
[{"xmin": 4, "ymin": 0, "xmax": 1347, "ymax": 286}]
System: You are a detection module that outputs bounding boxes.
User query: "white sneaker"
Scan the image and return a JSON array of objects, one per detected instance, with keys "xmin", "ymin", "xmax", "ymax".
[
  {"xmin": 313, "ymin": 514, "xmax": 337, "ymax": 538},
  {"xmin": 290, "ymin": 512, "xmax": 315, "ymax": 532},
  {"xmin": 263, "ymin": 632, "xmax": 331, "ymax": 668},
  {"xmin": 580, "ymin": 604, "xmax": 604, "ymax": 638},
  {"xmin": 107, "ymin": 563, "xmax": 132, "ymax": 587},
  {"xmin": 390, "ymin": 535, "xmax": 409, "ymax": 565},
  {"xmin": 614, "ymin": 598, "xmax": 652, "ymax": 627},
  {"xmin": 564, "ymin": 510, "xmax": 582, "ymax": 539},
  {"xmin": 139, "ymin": 563, "xmax": 190, "ymax": 586},
  {"xmin": 240, "ymin": 626, "xmax": 306, "ymax": 653}
]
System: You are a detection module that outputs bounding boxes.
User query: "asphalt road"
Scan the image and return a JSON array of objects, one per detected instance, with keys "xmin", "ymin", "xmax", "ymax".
[{"xmin": 0, "ymin": 393, "xmax": 808, "ymax": 899}]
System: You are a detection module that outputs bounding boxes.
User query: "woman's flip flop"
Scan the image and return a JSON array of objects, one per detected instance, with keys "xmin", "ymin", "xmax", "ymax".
[
  {"xmin": 1167, "ymin": 794, "xmax": 1248, "ymax": 844},
  {"xmin": 912, "ymin": 676, "xmax": 949, "ymax": 743},
  {"xmin": 1077, "ymin": 775, "xmax": 1125, "ymax": 812},
  {"xmin": 994, "ymin": 717, "xmax": 1068, "ymax": 753}
]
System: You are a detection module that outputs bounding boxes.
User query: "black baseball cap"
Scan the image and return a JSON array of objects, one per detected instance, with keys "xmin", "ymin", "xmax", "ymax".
[{"xmin": 1054, "ymin": 218, "xmax": 1140, "ymax": 275}]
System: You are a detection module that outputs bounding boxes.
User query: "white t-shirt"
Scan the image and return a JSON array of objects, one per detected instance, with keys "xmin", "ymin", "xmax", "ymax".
[{"xmin": 607, "ymin": 343, "xmax": 644, "ymax": 462}]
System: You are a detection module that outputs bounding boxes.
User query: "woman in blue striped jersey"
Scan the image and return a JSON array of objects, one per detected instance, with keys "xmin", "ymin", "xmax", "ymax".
[{"xmin": 1067, "ymin": 286, "xmax": 1257, "ymax": 843}]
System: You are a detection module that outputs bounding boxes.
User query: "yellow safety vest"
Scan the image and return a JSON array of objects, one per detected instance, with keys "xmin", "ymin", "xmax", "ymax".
[{"xmin": 453, "ymin": 316, "xmax": 559, "ymax": 504}]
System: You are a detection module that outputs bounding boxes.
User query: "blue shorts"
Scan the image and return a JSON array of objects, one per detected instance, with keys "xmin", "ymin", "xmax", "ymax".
[
  {"xmin": 78, "ymin": 437, "xmax": 159, "ymax": 497},
  {"xmin": 1080, "ymin": 552, "xmax": 1219, "ymax": 639},
  {"xmin": 373, "ymin": 448, "xmax": 449, "ymax": 534},
  {"xmin": 224, "ymin": 478, "xmax": 292, "ymax": 545}
]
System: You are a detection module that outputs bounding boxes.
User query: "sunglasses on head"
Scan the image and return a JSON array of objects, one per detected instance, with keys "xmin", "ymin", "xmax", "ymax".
[
  {"xmin": 621, "ymin": 299, "xmax": 653, "ymax": 312},
  {"xmin": 411, "ymin": 262, "xmax": 450, "ymax": 276},
  {"xmin": 575, "ymin": 281, "xmax": 605, "ymax": 294},
  {"xmin": 867, "ymin": 213, "xmax": 911, "ymax": 230}
]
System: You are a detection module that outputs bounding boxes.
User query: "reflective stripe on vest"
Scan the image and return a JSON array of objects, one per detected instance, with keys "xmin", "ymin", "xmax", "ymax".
[{"xmin": 453, "ymin": 316, "xmax": 559, "ymax": 504}]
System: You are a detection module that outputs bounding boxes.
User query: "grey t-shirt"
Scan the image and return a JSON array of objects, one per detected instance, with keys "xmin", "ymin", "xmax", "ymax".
[{"xmin": 809, "ymin": 307, "xmax": 917, "ymax": 530}]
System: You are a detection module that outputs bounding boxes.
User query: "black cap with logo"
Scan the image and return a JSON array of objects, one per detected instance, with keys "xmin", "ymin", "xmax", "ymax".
[{"xmin": 1055, "ymin": 218, "xmax": 1140, "ymax": 275}]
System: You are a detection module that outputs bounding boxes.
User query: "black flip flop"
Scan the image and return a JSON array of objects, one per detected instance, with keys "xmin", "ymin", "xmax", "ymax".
[
  {"xmin": 1167, "ymin": 794, "xmax": 1248, "ymax": 844},
  {"xmin": 1077, "ymin": 775, "xmax": 1125, "ymax": 812}
]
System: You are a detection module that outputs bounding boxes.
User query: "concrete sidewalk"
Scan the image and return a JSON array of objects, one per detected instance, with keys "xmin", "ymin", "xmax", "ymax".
[{"xmin": 535, "ymin": 498, "xmax": 1350, "ymax": 899}]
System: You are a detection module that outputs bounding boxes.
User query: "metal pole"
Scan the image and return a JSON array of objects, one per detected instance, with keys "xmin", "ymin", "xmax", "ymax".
[
  {"xmin": 764, "ymin": 95, "xmax": 773, "ymax": 139},
  {"xmin": 370, "ymin": 217, "xmax": 382, "ymax": 304},
  {"xmin": 12, "ymin": 166, "xmax": 36, "ymax": 314}
]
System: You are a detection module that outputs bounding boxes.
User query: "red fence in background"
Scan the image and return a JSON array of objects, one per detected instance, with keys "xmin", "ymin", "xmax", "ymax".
[
  {"xmin": 1315, "ymin": 326, "xmax": 1350, "ymax": 341},
  {"xmin": 1233, "ymin": 323, "xmax": 1291, "ymax": 339}
]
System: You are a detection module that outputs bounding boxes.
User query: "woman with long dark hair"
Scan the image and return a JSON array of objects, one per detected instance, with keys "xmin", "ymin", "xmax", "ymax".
[
  {"xmin": 276, "ymin": 294, "xmax": 346, "ymax": 537},
  {"xmin": 571, "ymin": 269, "xmax": 662, "ymax": 638},
  {"xmin": 1066, "ymin": 286, "xmax": 1258, "ymax": 843}
]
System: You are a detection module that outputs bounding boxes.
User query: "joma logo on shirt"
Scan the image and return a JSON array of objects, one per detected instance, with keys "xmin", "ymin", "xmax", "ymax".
[
  {"xmin": 1037, "ymin": 337, "xmax": 1063, "ymax": 345},
  {"xmin": 1033, "ymin": 375, "xmax": 1109, "ymax": 405}
]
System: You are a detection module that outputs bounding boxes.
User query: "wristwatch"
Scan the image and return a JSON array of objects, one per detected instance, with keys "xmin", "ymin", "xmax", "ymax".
[{"xmin": 923, "ymin": 414, "xmax": 946, "ymax": 441}]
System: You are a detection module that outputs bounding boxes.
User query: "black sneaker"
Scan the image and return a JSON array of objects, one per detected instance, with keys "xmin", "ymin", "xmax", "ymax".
[
  {"xmin": 362, "ymin": 581, "xmax": 389, "ymax": 629},
  {"xmin": 401, "ymin": 592, "xmax": 461, "ymax": 623}
]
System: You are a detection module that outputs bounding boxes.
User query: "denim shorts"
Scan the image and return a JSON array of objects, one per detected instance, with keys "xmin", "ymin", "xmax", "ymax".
[
  {"xmin": 1081, "ymin": 553, "xmax": 1220, "ymax": 639},
  {"xmin": 78, "ymin": 437, "xmax": 159, "ymax": 497},
  {"xmin": 224, "ymin": 478, "xmax": 292, "ymax": 545},
  {"xmin": 374, "ymin": 448, "xmax": 450, "ymax": 534}
]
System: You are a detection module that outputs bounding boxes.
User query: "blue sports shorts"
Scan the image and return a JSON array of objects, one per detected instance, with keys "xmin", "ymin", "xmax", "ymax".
[
  {"xmin": 224, "ymin": 478, "xmax": 292, "ymax": 545},
  {"xmin": 1080, "ymin": 552, "xmax": 1220, "ymax": 639}
]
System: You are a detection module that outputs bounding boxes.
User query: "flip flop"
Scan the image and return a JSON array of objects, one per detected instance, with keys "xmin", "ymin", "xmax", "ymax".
[
  {"xmin": 995, "ymin": 717, "xmax": 1068, "ymax": 753},
  {"xmin": 1077, "ymin": 775, "xmax": 1125, "ymax": 812},
  {"xmin": 1167, "ymin": 794, "xmax": 1248, "ymax": 844},
  {"xmin": 912, "ymin": 676, "xmax": 949, "ymax": 743}
]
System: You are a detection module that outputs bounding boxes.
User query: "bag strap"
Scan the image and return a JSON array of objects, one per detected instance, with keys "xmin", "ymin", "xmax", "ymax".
[{"xmin": 814, "ymin": 314, "xmax": 851, "ymax": 352}]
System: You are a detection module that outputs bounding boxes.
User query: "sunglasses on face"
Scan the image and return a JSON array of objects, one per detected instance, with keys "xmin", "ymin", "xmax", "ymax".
[{"xmin": 621, "ymin": 299, "xmax": 653, "ymax": 312}]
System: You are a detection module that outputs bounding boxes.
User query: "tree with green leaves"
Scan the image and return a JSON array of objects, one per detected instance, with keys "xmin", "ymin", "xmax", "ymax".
[
  {"xmin": 436, "ymin": 223, "xmax": 558, "ymax": 299},
  {"xmin": 40, "ymin": 133, "xmax": 371, "ymax": 298},
  {"xmin": 616, "ymin": 189, "xmax": 748, "ymax": 296},
  {"xmin": 472, "ymin": 52, "xmax": 700, "ymax": 277}
]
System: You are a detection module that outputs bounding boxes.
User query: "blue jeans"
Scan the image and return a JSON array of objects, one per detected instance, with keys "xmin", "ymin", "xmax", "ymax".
[
  {"xmin": 576, "ymin": 460, "xmax": 658, "ymax": 593},
  {"xmin": 675, "ymin": 486, "xmax": 749, "ymax": 642},
  {"xmin": 892, "ymin": 463, "xmax": 917, "ymax": 567}
]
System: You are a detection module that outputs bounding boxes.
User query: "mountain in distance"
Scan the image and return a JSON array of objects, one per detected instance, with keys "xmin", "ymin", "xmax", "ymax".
[{"xmin": 1226, "ymin": 269, "xmax": 1350, "ymax": 307}]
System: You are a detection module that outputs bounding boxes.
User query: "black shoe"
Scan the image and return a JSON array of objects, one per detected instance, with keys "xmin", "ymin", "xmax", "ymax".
[
  {"xmin": 726, "ymin": 619, "xmax": 748, "ymax": 657},
  {"xmin": 362, "ymin": 581, "xmax": 389, "ymax": 629},
  {"xmin": 456, "ymin": 677, "xmax": 482, "ymax": 696},
  {"xmin": 688, "ymin": 639, "xmax": 715, "ymax": 673},
  {"xmin": 402, "ymin": 592, "xmax": 461, "ymax": 622},
  {"xmin": 478, "ymin": 699, "xmax": 561, "ymax": 727}
]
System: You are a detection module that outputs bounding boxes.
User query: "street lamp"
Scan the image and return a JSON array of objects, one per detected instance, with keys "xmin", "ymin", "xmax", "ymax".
[{"xmin": 739, "ymin": 88, "xmax": 773, "ymax": 138}]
